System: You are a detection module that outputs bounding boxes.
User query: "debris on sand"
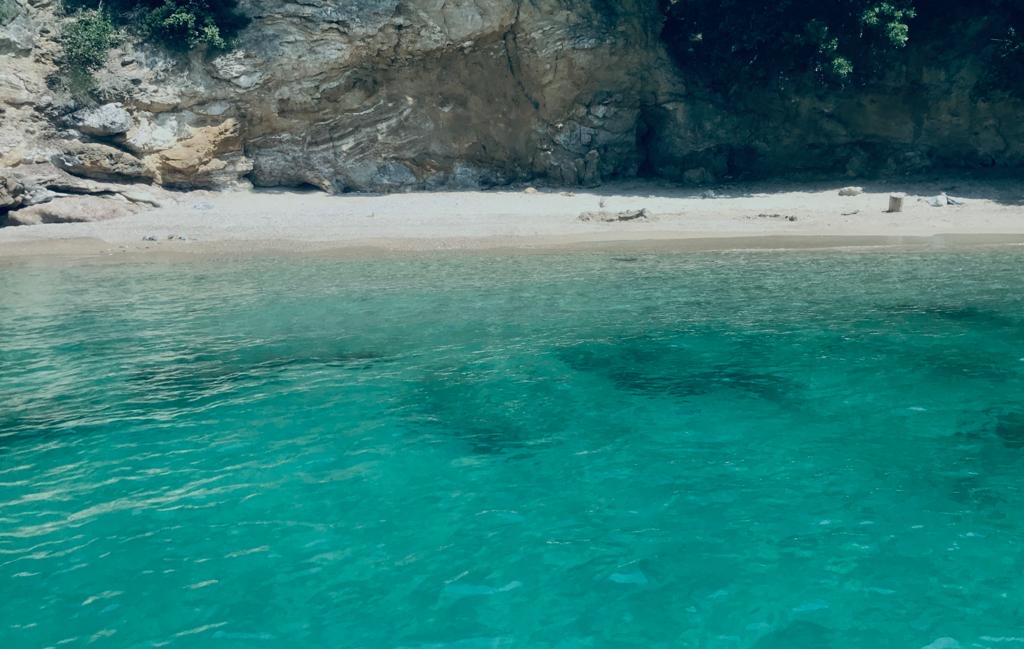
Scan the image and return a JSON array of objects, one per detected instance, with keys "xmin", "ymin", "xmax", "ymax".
[
  {"xmin": 838, "ymin": 186, "xmax": 864, "ymax": 196},
  {"xmin": 579, "ymin": 208, "xmax": 650, "ymax": 222},
  {"xmin": 923, "ymin": 193, "xmax": 966, "ymax": 207}
]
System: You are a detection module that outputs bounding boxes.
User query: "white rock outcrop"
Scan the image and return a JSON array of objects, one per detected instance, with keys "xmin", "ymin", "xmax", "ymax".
[{"xmin": 69, "ymin": 103, "xmax": 134, "ymax": 137}]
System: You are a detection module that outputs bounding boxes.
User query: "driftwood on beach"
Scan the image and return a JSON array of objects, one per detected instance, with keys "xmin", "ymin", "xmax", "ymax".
[{"xmin": 578, "ymin": 208, "xmax": 650, "ymax": 222}]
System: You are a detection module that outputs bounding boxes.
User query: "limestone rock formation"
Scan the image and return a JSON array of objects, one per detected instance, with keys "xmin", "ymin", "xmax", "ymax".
[
  {"xmin": 0, "ymin": 171, "xmax": 24, "ymax": 210},
  {"xmin": 69, "ymin": 103, "xmax": 134, "ymax": 137},
  {"xmin": 8, "ymin": 163, "xmax": 113, "ymax": 196},
  {"xmin": 0, "ymin": 0, "xmax": 61, "ymax": 173},
  {"xmin": 143, "ymin": 119, "xmax": 252, "ymax": 189},
  {"xmin": 84, "ymin": 0, "xmax": 670, "ymax": 192},
  {"xmin": 0, "ymin": 0, "xmax": 34, "ymax": 55},
  {"xmin": 123, "ymin": 114, "xmax": 183, "ymax": 155},
  {"xmin": 54, "ymin": 141, "xmax": 153, "ymax": 183},
  {"xmin": 5, "ymin": 195, "xmax": 136, "ymax": 225},
  {"xmin": 0, "ymin": 69, "xmax": 34, "ymax": 107}
]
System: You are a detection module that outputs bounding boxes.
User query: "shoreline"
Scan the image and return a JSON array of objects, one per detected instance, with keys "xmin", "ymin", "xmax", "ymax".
[
  {"xmin": 2, "ymin": 180, "xmax": 1023, "ymax": 260},
  {"xmin": 3, "ymin": 234, "xmax": 1024, "ymax": 265}
]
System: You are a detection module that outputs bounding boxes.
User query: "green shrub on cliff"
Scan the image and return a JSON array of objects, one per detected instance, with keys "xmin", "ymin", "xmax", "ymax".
[
  {"xmin": 62, "ymin": 0, "xmax": 247, "ymax": 53},
  {"xmin": 660, "ymin": 0, "xmax": 917, "ymax": 89},
  {"xmin": 58, "ymin": 0, "xmax": 245, "ymax": 91},
  {"xmin": 659, "ymin": 0, "xmax": 1024, "ymax": 96},
  {"xmin": 61, "ymin": 9, "xmax": 117, "ymax": 86},
  {"xmin": 137, "ymin": 0, "xmax": 248, "ymax": 51}
]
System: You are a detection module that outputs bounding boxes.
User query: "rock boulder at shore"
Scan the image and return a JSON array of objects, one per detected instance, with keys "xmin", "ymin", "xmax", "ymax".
[
  {"xmin": 0, "ymin": 172, "xmax": 25, "ymax": 211},
  {"xmin": 5, "ymin": 195, "xmax": 136, "ymax": 226},
  {"xmin": 54, "ymin": 142, "xmax": 153, "ymax": 184}
]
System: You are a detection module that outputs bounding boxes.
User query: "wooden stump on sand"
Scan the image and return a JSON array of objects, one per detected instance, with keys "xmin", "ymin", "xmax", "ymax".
[{"xmin": 888, "ymin": 193, "xmax": 906, "ymax": 213}]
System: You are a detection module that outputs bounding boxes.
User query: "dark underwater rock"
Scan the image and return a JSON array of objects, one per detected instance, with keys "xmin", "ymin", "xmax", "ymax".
[
  {"xmin": 751, "ymin": 621, "xmax": 833, "ymax": 649},
  {"xmin": 558, "ymin": 336, "xmax": 795, "ymax": 403},
  {"xmin": 408, "ymin": 356, "xmax": 574, "ymax": 455},
  {"xmin": 881, "ymin": 304, "xmax": 1020, "ymax": 330},
  {"xmin": 994, "ymin": 412, "xmax": 1024, "ymax": 449}
]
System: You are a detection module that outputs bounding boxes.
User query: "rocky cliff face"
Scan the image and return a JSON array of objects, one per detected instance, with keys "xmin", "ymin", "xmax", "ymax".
[
  {"xmin": 647, "ymin": 49, "xmax": 1024, "ymax": 182},
  {"xmin": 0, "ymin": 0, "xmax": 1022, "ymax": 214},
  {"xmin": 1, "ymin": 0, "xmax": 673, "ymax": 197}
]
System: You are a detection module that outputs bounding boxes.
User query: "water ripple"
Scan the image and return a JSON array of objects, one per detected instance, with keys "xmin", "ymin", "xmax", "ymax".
[{"xmin": 1, "ymin": 252, "xmax": 1023, "ymax": 646}]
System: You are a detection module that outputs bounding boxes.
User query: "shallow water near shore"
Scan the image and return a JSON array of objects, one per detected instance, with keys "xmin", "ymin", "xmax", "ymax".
[{"xmin": 2, "ymin": 250, "xmax": 1024, "ymax": 648}]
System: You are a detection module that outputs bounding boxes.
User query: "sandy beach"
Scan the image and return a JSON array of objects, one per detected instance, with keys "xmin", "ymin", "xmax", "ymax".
[{"xmin": 2, "ymin": 179, "xmax": 1023, "ymax": 259}]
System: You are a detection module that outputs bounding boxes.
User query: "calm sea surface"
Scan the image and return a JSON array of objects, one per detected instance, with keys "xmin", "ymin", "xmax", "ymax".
[{"xmin": 2, "ymin": 250, "xmax": 1023, "ymax": 648}]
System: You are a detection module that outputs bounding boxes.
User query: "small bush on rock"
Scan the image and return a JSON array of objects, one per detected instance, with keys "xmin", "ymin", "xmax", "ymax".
[
  {"xmin": 659, "ymin": 0, "xmax": 917, "ymax": 89},
  {"xmin": 139, "ymin": 0, "xmax": 247, "ymax": 51},
  {"xmin": 60, "ymin": 9, "xmax": 117, "ymax": 88},
  {"xmin": 658, "ymin": 0, "xmax": 1024, "ymax": 96},
  {"xmin": 62, "ymin": 0, "xmax": 248, "ymax": 53},
  {"xmin": 57, "ymin": 0, "xmax": 247, "ymax": 91}
]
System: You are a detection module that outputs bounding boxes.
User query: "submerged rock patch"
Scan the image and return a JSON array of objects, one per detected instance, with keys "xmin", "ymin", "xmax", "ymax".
[
  {"xmin": 994, "ymin": 412, "xmax": 1024, "ymax": 449},
  {"xmin": 558, "ymin": 336, "xmax": 795, "ymax": 403}
]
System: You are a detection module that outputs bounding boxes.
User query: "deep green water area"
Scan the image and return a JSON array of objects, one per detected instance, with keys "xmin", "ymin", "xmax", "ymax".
[{"xmin": 2, "ymin": 250, "xmax": 1023, "ymax": 648}]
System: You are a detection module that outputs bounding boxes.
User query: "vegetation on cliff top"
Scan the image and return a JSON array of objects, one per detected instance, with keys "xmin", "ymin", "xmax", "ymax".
[
  {"xmin": 59, "ymin": 0, "xmax": 247, "ymax": 89},
  {"xmin": 61, "ymin": 9, "xmax": 118, "ymax": 88},
  {"xmin": 65, "ymin": 0, "xmax": 248, "ymax": 50},
  {"xmin": 660, "ymin": 0, "xmax": 916, "ymax": 87},
  {"xmin": 56, "ymin": 0, "xmax": 1024, "ymax": 98},
  {"xmin": 660, "ymin": 0, "xmax": 1024, "ymax": 95}
]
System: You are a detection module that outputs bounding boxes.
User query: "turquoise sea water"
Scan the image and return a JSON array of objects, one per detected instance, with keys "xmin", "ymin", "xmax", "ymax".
[{"xmin": 1, "ymin": 250, "xmax": 1024, "ymax": 648}]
